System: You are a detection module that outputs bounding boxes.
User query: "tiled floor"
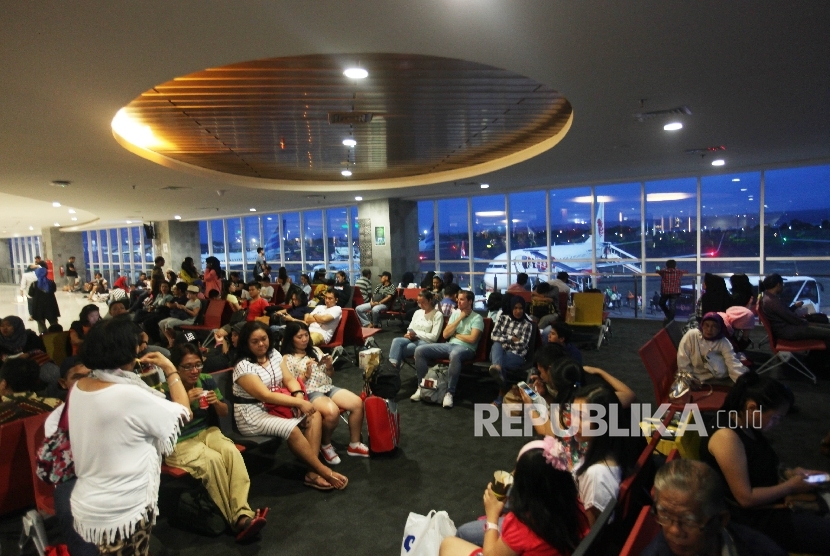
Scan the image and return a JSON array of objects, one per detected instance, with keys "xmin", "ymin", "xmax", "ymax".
[{"xmin": 0, "ymin": 284, "xmax": 110, "ymax": 332}]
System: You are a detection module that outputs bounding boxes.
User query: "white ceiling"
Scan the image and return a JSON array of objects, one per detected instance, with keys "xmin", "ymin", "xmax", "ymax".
[{"xmin": 1, "ymin": 1, "xmax": 828, "ymax": 238}]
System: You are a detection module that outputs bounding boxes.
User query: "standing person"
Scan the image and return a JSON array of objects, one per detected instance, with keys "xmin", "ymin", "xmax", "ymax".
[
  {"xmin": 253, "ymin": 247, "xmax": 265, "ymax": 281},
  {"xmin": 232, "ymin": 322, "xmax": 348, "ymax": 491},
  {"xmin": 280, "ymin": 322, "xmax": 369, "ymax": 464},
  {"xmin": 551, "ymin": 271, "xmax": 571, "ymax": 295},
  {"xmin": 65, "ymin": 256, "xmax": 80, "ymax": 291},
  {"xmin": 387, "ymin": 290, "xmax": 444, "ymax": 371},
  {"xmin": 412, "ymin": 290, "xmax": 484, "ymax": 408},
  {"xmin": 178, "ymin": 257, "xmax": 200, "ymax": 285},
  {"xmin": 163, "ymin": 343, "xmax": 268, "ymax": 542},
  {"xmin": 354, "ymin": 268, "xmax": 372, "ymax": 305},
  {"xmin": 68, "ymin": 318, "xmax": 192, "ymax": 555},
  {"xmin": 355, "ymin": 271, "xmax": 396, "ymax": 328},
  {"xmin": 30, "ymin": 267, "xmax": 60, "ymax": 333},
  {"xmin": 657, "ymin": 259, "xmax": 687, "ymax": 324},
  {"xmin": 150, "ymin": 256, "xmax": 166, "ymax": 292},
  {"xmin": 203, "ymin": 257, "xmax": 222, "ymax": 297}
]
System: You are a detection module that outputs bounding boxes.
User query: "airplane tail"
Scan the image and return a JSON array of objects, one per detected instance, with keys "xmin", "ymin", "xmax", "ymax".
[{"xmin": 595, "ymin": 202, "xmax": 605, "ymax": 245}]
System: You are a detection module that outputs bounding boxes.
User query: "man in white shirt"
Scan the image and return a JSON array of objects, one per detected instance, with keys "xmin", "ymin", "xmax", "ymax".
[
  {"xmin": 259, "ymin": 277, "xmax": 274, "ymax": 302},
  {"xmin": 550, "ymin": 271, "xmax": 571, "ymax": 295},
  {"xmin": 304, "ymin": 289, "xmax": 342, "ymax": 346}
]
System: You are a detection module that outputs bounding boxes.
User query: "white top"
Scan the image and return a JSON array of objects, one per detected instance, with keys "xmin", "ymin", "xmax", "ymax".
[
  {"xmin": 68, "ymin": 384, "xmax": 188, "ymax": 544},
  {"xmin": 260, "ymin": 285, "xmax": 274, "ymax": 301},
  {"xmin": 677, "ymin": 329, "xmax": 747, "ymax": 383},
  {"xmin": 408, "ymin": 308, "xmax": 444, "ymax": 343},
  {"xmin": 574, "ymin": 462, "xmax": 622, "ymax": 513},
  {"xmin": 308, "ymin": 304, "xmax": 342, "ymax": 343},
  {"xmin": 550, "ymin": 278, "xmax": 571, "ymax": 295}
]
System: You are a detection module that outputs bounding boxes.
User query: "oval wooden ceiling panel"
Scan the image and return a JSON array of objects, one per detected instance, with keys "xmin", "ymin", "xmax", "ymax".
[{"xmin": 113, "ymin": 53, "xmax": 573, "ymax": 189}]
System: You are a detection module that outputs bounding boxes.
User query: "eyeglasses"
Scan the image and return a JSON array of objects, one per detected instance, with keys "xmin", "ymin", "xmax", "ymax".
[
  {"xmin": 179, "ymin": 363, "xmax": 204, "ymax": 372},
  {"xmin": 651, "ymin": 507, "xmax": 710, "ymax": 531}
]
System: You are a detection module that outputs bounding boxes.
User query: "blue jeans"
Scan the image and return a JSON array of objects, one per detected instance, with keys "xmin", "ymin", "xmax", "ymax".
[
  {"xmin": 355, "ymin": 302, "xmax": 387, "ymax": 327},
  {"xmin": 414, "ymin": 343, "xmax": 474, "ymax": 394},
  {"xmin": 389, "ymin": 337, "xmax": 426, "ymax": 367},
  {"xmin": 490, "ymin": 342, "xmax": 526, "ymax": 373}
]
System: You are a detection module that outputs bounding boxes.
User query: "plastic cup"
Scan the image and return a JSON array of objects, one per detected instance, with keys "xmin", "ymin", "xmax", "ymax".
[{"xmin": 492, "ymin": 470, "xmax": 513, "ymax": 500}]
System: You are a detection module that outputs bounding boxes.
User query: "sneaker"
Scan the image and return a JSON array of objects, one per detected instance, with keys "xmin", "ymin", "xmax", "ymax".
[
  {"xmin": 442, "ymin": 392, "xmax": 454, "ymax": 408},
  {"xmin": 346, "ymin": 443, "xmax": 370, "ymax": 457},
  {"xmin": 410, "ymin": 389, "xmax": 421, "ymax": 402},
  {"xmin": 320, "ymin": 444, "xmax": 341, "ymax": 465},
  {"xmin": 488, "ymin": 365, "xmax": 504, "ymax": 387}
]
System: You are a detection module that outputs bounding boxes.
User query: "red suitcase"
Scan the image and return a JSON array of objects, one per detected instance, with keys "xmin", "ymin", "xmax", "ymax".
[{"xmin": 364, "ymin": 395, "xmax": 400, "ymax": 453}]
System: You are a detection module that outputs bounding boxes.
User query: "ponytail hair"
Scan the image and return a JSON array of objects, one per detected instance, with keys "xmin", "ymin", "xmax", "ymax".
[{"xmin": 719, "ymin": 371, "xmax": 793, "ymax": 414}]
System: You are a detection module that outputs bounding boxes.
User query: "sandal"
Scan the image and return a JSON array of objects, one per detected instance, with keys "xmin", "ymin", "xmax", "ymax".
[
  {"xmin": 235, "ymin": 511, "xmax": 267, "ymax": 542},
  {"xmin": 325, "ymin": 470, "xmax": 349, "ymax": 490},
  {"xmin": 304, "ymin": 473, "xmax": 335, "ymax": 491}
]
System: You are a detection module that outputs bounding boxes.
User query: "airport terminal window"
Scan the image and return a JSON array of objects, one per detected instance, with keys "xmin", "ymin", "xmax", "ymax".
[
  {"xmin": 438, "ymin": 198, "xmax": 470, "ymax": 264},
  {"xmin": 508, "ymin": 191, "xmax": 547, "ymax": 281},
  {"xmin": 595, "ymin": 182, "xmax": 642, "ymax": 275},
  {"xmin": 243, "ymin": 216, "xmax": 260, "ymax": 280},
  {"xmin": 282, "ymin": 213, "xmax": 301, "ymax": 262},
  {"xmin": 471, "ymin": 195, "xmax": 503, "ymax": 262},
  {"xmin": 303, "ymin": 210, "xmax": 324, "ymax": 266},
  {"xmin": 645, "ymin": 177, "xmax": 697, "ymax": 260},
  {"xmin": 199, "ymin": 221, "xmax": 209, "ymax": 265},
  {"xmin": 209, "ymin": 220, "xmax": 225, "ymax": 267},
  {"xmin": 764, "ymin": 165, "xmax": 830, "ymax": 258},
  {"xmin": 326, "ymin": 207, "xmax": 350, "ymax": 277},
  {"xmin": 226, "ymin": 218, "xmax": 243, "ymax": 279},
  {"xmin": 262, "ymin": 216, "xmax": 279, "ymax": 266},
  {"xmin": 701, "ymin": 172, "xmax": 760, "ymax": 257}
]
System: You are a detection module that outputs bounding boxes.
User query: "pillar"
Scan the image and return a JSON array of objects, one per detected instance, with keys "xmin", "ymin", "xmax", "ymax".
[
  {"xmin": 41, "ymin": 227, "xmax": 86, "ymax": 284},
  {"xmin": 357, "ymin": 199, "xmax": 419, "ymax": 285},
  {"xmin": 153, "ymin": 220, "xmax": 201, "ymax": 272}
]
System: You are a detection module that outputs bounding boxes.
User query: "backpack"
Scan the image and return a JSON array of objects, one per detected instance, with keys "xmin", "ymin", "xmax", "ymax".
[
  {"xmin": 418, "ymin": 365, "xmax": 449, "ymax": 404},
  {"xmin": 169, "ymin": 486, "xmax": 226, "ymax": 536},
  {"xmin": 367, "ymin": 363, "xmax": 402, "ymax": 399}
]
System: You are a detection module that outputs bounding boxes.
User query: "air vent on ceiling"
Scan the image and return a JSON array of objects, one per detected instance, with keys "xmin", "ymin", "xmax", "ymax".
[
  {"xmin": 50, "ymin": 180, "xmax": 71, "ymax": 188},
  {"xmin": 328, "ymin": 112, "xmax": 374, "ymax": 125},
  {"xmin": 685, "ymin": 145, "xmax": 726, "ymax": 156},
  {"xmin": 160, "ymin": 186, "xmax": 192, "ymax": 191},
  {"xmin": 633, "ymin": 105, "xmax": 691, "ymax": 122}
]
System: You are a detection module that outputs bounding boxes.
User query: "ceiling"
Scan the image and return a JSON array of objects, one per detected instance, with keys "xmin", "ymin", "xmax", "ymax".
[{"xmin": 1, "ymin": 1, "xmax": 828, "ymax": 238}]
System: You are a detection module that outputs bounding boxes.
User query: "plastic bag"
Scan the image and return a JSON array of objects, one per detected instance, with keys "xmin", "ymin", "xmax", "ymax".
[{"xmin": 401, "ymin": 510, "xmax": 456, "ymax": 556}]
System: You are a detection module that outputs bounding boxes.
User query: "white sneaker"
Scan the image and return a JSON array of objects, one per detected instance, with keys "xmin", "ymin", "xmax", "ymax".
[
  {"xmin": 320, "ymin": 444, "xmax": 341, "ymax": 465},
  {"xmin": 442, "ymin": 393, "xmax": 454, "ymax": 408},
  {"xmin": 410, "ymin": 389, "xmax": 421, "ymax": 402}
]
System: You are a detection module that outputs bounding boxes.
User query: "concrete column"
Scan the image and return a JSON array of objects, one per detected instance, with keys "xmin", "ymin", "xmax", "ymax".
[
  {"xmin": 153, "ymin": 220, "xmax": 201, "ymax": 272},
  {"xmin": 357, "ymin": 199, "xmax": 419, "ymax": 285},
  {"xmin": 41, "ymin": 227, "xmax": 86, "ymax": 283},
  {"xmin": 0, "ymin": 239, "xmax": 13, "ymax": 283}
]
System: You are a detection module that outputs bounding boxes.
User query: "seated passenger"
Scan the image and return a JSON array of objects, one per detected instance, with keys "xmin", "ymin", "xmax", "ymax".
[
  {"xmin": 439, "ymin": 283, "xmax": 460, "ymax": 320},
  {"xmin": 299, "ymin": 273, "xmax": 313, "ymax": 297},
  {"xmin": 0, "ymin": 357, "xmax": 62, "ymax": 424},
  {"xmin": 702, "ymin": 372, "xmax": 830, "ymax": 553},
  {"xmin": 0, "ymin": 315, "xmax": 46, "ymax": 360},
  {"xmin": 332, "ymin": 271, "xmax": 353, "ymax": 308},
  {"xmin": 429, "ymin": 275, "xmax": 444, "ymax": 300},
  {"xmin": 387, "ymin": 290, "xmax": 444, "ymax": 371},
  {"xmin": 489, "ymin": 296, "xmax": 534, "ymax": 405},
  {"xmin": 69, "ymin": 305, "xmax": 101, "ymax": 356},
  {"xmin": 485, "ymin": 292, "xmax": 503, "ymax": 321},
  {"xmin": 305, "ymin": 289, "xmax": 342, "ymax": 346},
  {"xmin": 507, "ymin": 272, "xmax": 530, "ymax": 293},
  {"xmin": 677, "ymin": 312, "xmax": 747, "ymax": 385},
  {"xmin": 104, "ymin": 299, "xmax": 130, "ymax": 320},
  {"xmin": 280, "ymin": 322, "xmax": 368, "ymax": 464},
  {"xmin": 159, "ymin": 285, "xmax": 202, "ymax": 346},
  {"xmin": 412, "ymin": 290, "xmax": 483, "ymax": 408},
  {"xmin": 730, "ymin": 273, "xmax": 754, "ymax": 308},
  {"xmin": 441, "ymin": 440, "xmax": 589, "ymax": 556},
  {"xmin": 718, "ymin": 305, "xmax": 756, "ymax": 358},
  {"xmin": 245, "ymin": 282, "xmax": 270, "ymax": 322},
  {"xmin": 259, "ymin": 277, "xmax": 274, "ymax": 303},
  {"xmin": 542, "ymin": 320, "xmax": 583, "ymax": 364},
  {"xmin": 163, "ymin": 343, "xmax": 268, "ymax": 541},
  {"xmin": 760, "ymin": 273, "xmax": 830, "ymax": 349},
  {"xmin": 355, "ymin": 271, "xmax": 396, "ymax": 328},
  {"xmin": 644, "ymin": 459, "xmax": 786, "ymax": 556},
  {"xmin": 232, "ymin": 322, "xmax": 347, "ymax": 491}
]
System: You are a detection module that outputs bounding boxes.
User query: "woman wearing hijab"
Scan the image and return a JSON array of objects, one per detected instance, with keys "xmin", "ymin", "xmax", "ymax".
[
  {"xmin": 0, "ymin": 316, "xmax": 45, "ymax": 359},
  {"xmin": 677, "ymin": 312, "xmax": 748, "ymax": 385},
  {"xmin": 489, "ymin": 296, "xmax": 534, "ymax": 405},
  {"xmin": 30, "ymin": 266, "xmax": 60, "ymax": 334}
]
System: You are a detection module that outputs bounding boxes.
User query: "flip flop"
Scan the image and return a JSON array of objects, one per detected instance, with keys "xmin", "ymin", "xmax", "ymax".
[
  {"xmin": 304, "ymin": 473, "xmax": 335, "ymax": 491},
  {"xmin": 326, "ymin": 471, "xmax": 349, "ymax": 490},
  {"xmin": 235, "ymin": 513, "xmax": 267, "ymax": 542}
]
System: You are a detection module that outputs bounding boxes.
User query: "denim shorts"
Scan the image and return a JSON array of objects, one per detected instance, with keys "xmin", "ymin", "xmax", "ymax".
[{"xmin": 308, "ymin": 386, "xmax": 343, "ymax": 402}]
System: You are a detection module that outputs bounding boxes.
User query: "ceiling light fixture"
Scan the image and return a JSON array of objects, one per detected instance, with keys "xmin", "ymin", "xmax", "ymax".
[
  {"xmin": 480, "ymin": 183, "xmax": 490, "ymax": 189},
  {"xmin": 663, "ymin": 122, "xmax": 683, "ymax": 131},
  {"xmin": 71, "ymin": 217, "xmax": 77, "ymax": 221},
  {"xmin": 68, "ymin": 209, "xmax": 76, "ymax": 214},
  {"xmin": 341, "ymin": 170, "xmax": 352, "ymax": 177},
  {"xmin": 52, "ymin": 202, "xmax": 61, "ymax": 207},
  {"xmin": 174, "ymin": 215, "xmax": 182, "ymax": 220},
  {"xmin": 740, "ymin": 188, "xmax": 747, "ymax": 192},
  {"xmin": 711, "ymin": 159, "xmax": 725, "ymax": 166},
  {"xmin": 355, "ymin": 196, "xmax": 363, "ymax": 201},
  {"xmin": 54, "ymin": 222, "xmax": 60, "ymax": 227},
  {"xmin": 342, "ymin": 139, "xmax": 357, "ymax": 147},
  {"xmin": 732, "ymin": 178, "xmax": 741, "ymax": 182},
  {"xmin": 126, "ymin": 220, "xmax": 132, "ymax": 224},
  {"xmin": 249, "ymin": 208, "xmax": 256, "ymax": 212},
  {"xmin": 343, "ymin": 68, "xmax": 368, "ymax": 79},
  {"xmin": 28, "ymin": 226, "xmax": 34, "ymax": 231}
]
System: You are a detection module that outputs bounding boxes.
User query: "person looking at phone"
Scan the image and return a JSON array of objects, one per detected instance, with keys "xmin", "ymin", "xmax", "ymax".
[
  {"xmin": 702, "ymin": 371, "xmax": 830, "ymax": 553},
  {"xmin": 412, "ymin": 290, "xmax": 483, "ymax": 408},
  {"xmin": 387, "ymin": 290, "xmax": 444, "ymax": 371},
  {"xmin": 280, "ymin": 321, "xmax": 369, "ymax": 464},
  {"xmin": 488, "ymin": 296, "xmax": 534, "ymax": 405}
]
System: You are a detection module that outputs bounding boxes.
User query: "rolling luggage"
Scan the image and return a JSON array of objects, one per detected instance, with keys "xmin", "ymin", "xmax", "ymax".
[{"xmin": 365, "ymin": 395, "xmax": 400, "ymax": 453}]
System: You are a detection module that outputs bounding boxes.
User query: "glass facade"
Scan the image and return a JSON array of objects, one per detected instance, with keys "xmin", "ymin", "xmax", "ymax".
[{"xmin": 80, "ymin": 226, "xmax": 151, "ymax": 285}]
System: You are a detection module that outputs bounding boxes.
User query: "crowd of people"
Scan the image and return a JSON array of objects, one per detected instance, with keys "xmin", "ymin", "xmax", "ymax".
[{"xmin": 3, "ymin": 256, "xmax": 830, "ymax": 555}]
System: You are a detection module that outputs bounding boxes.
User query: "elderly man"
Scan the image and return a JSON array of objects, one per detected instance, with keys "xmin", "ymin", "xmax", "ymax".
[
  {"xmin": 356, "ymin": 271, "xmax": 396, "ymax": 328},
  {"xmin": 412, "ymin": 290, "xmax": 483, "ymax": 408},
  {"xmin": 643, "ymin": 459, "xmax": 785, "ymax": 556}
]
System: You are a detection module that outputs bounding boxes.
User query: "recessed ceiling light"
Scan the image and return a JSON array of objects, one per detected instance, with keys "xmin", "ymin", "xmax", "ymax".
[
  {"xmin": 740, "ymin": 188, "xmax": 747, "ymax": 192},
  {"xmin": 54, "ymin": 222, "xmax": 60, "ymax": 227},
  {"xmin": 711, "ymin": 159, "xmax": 725, "ymax": 166},
  {"xmin": 174, "ymin": 215, "xmax": 182, "ymax": 220},
  {"xmin": 249, "ymin": 208, "xmax": 256, "ymax": 212},
  {"xmin": 355, "ymin": 196, "xmax": 363, "ymax": 201},
  {"xmin": 71, "ymin": 217, "xmax": 77, "ymax": 221},
  {"xmin": 480, "ymin": 183, "xmax": 490, "ymax": 189},
  {"xmin": 342, "ymin": 139, "xmax": 357, "ymax": 147},
  {"xmin": 68, "ymin": 209, "xmax": 76, "ymax": 214},
  {"xmin": 341, "ymin": 170, "xmax": 352, "ymax": 177},
  {"xmin": 732, "ymin": 178, "xmax": 740, "ymax": 182},
  {"xmin": 13, "ymin": 233, "xmax": 19, "ymax": 237},
  {"xmin": 52, "ymin": 202, "xmax": 61, "ymax": 207},
  {"xmin": 663, "ymin": 122, "xmax": 683, "ymax": 131},
  {"xmin": 28, "ymin": 226, "xmax": 33, "ymax": 231},
  {"xmin": 343, "ymin": 68, "xmax": 368, "ymax": 79},
  {"xmin": 126, "ymin": 220, "xmax": 132, "ymax": 224}
]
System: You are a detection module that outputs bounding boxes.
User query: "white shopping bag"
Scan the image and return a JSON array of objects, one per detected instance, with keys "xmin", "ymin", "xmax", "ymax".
[
  {"xmin": 359, "ymin": 347, "xmax": 382, "ymax": 371},
  {"xmin": 401, "ymin": 510, "xmax": 456, "ymax": 556}
]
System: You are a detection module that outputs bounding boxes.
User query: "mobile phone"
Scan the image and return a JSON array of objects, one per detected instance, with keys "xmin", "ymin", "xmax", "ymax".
[
  {"xmin": 517, "ymin": 381, "xmax": 541, "ymax": 403},
  {"xmin": 805, "ymin": 473, "xmax": 830, "ymax": 484}
]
